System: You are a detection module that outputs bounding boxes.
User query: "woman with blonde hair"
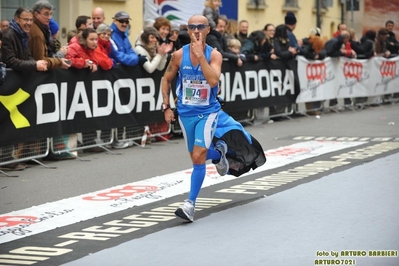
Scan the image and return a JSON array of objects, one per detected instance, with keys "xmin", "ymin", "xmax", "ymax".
[
  {"xmin": 203, "ymin": 0, "xmax": 221, "ymax": 29},
  {"xmin": 225, "ymin": 19, "xmax": 238, "ymax": 43}
]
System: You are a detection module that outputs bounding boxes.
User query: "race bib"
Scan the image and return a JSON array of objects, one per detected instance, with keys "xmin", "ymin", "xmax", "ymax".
[{"xmin": 182, "ymin": 79, "xmax": 211, "ymax": 106}]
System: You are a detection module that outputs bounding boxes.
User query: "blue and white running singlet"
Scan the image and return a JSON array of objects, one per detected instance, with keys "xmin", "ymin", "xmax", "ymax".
[{"xmin": 176, "ymin": 44, "xmax": 221, "ymax": 117}]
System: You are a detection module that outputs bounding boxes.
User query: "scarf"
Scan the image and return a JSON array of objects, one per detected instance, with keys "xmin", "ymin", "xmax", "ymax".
[
  {"xmin": 9, "ymin": 19, "xmax": 29, "ymax": 48},
  {"xmin": 34, "ymin": 19, "xmax": 54, "ymax": 57}
]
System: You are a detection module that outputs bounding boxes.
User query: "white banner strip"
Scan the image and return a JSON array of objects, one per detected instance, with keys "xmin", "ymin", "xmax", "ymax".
[
  {"xmin": 296, "ymin": 56, "xmax": 399, "ymax": 103},
  {"xmin": 0, "ymin": 141, "xmax": 365, "ymax": 244}
]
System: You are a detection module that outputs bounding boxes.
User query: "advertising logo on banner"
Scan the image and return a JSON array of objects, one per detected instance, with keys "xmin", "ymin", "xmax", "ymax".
[
  {"xmin": 373, "ymin": 57, "xmax": 399, "ymax": 94},
  {"xmin": 296, "ymin": 56, "xmax": 335, "ymax": 102},
  {"xmin": 337, "ymin": 57, "xmax": 370, "ymax": 97},
  {"xmin": 144, "ymin": 0, "xmax": 204, "ymax": 25}
]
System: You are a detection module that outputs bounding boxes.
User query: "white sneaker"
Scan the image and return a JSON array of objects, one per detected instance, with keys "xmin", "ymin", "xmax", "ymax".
[
  {"xmin": 112, "ymin": 141, "xmax": 129, "ymax": 149},
  {"xmin": 214, "ymin": 140, "xmax": 229, "ymax": 176},
  {"xmin": 174, "ymin": 199, "xmax": 195, "ymax": 222}
]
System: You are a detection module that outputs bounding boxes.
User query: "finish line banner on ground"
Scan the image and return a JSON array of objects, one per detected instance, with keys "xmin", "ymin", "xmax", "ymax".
[
  {"xmin": 0, "ymin": 60, "xmax": 298, "ymax": 146},
  {"xmin": 296, "ymin": 55, "xmax": 399, "ymax": 102}
]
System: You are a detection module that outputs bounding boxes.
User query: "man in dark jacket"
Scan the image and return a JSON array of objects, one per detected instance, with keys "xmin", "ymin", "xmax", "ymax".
[
  {"xmin": 1, "ymin": 7, "xmax": 48, "ymax": 72},
  {"xmin": 324, "ymin": 30, "xmax": 355, "ymax": 58},
  {"xmin": 385, "ymin": 20, "xmax": 399, "ymax": 55},
  {"xmin": 206, "ymin": 16, "xmax": 243, "ymax": 66},
  {"xmin": 0, "ymin": 7, "xmax": 49, "ymax": 171}
]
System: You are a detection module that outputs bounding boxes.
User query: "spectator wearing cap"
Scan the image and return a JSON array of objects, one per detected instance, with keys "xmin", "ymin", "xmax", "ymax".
[
  {"xmin": 109, "ymin": 11, "xmax": 140, "ymax": 67},
  {"xmin": 153, "ymin": 17, "xmax": 171, "ymax": 45},
  {"xmin": 49, "ymin": 18, "xmax": 68, "ymax": 58},
  {"xmin": 168, "ymin": 22, "xmax": 182, "ymax": 51},
  {"xmin": 134, "ymin": 26, "xmax": 172, "ymax": 73},
  {"xmin": 375, "ymin": 27, "xmax": 391, "ymax": 58},
  {"xmin": 284, "ymin": 12, "xmax": 302, "ymax": 52}
]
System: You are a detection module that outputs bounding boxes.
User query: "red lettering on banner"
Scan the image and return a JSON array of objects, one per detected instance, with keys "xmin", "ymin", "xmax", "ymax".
[
  {"xmin": 0, "ymin": 215, "xmax": 38, "ymax": 228},
  {"xmin": 380, "ymin": 61, "xmax": 396, "ymax": 78},
  {"xmin": 265, "ymin": 147, "xmax": 310, "ymax": 156},
  {"xmin": 186, "ymin": 166, "xmax": 218, "ymax": 176},
  {"xmin": 343, "ymin": 62, "xmax": 363, "ymax": 81},
  {"xmin": 306, "ymin": 63, "xmax": 326, "ymax": 83},
  {"xmin": 82, "ymin": 185, "xmax": 159, "ymax": 201}
]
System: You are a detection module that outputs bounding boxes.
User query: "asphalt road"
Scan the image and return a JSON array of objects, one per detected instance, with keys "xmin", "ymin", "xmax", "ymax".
[{"xmin": 0, "ymin": 103, "xmax": 398, "ymax": 266}]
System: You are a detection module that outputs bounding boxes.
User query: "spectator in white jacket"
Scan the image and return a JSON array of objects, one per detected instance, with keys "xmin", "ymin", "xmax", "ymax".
[{"xmin": 134, "ymin": 26, "xmax": 172, "ymax": 73}]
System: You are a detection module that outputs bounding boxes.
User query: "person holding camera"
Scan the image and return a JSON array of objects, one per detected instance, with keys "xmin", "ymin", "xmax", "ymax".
[
  {"xmin": 161, "ymin": 15, "xmax": 228, "ymax": 222},
  {"xmin": 66, "ymin": 28, "xmax": 113, "ymax": 72}
]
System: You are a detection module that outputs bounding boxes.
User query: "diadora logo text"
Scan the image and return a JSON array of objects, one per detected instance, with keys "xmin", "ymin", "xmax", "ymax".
[
  {"xmin": 380, "ymin": 61, "xmax": 397, "ymax": 78},
  {"xmin": 343, "ymin": 62, "xmax": 363, "ymax": 81},
  {"xmin": 306, "ymin": 63, "xmax": 326, "ymax": 82}
]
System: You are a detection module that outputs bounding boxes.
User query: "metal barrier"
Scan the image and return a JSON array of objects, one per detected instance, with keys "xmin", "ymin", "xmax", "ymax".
[
  {"xmin": 0, "ymin": 138, "xmax": 50, "ymax": 177},
  {"xmin": 50, "ymin": 129, "xmax": 115, "ymax": 159},
  {"xmin": 228, "ymin": 109, "xmax": 255, "ymax": 125},
  {"xmin": 295, "ymin": 102, "xmax": 324, "ymax": 117},
  {"xmin": 118, "ymin": 122, "xmax": 176, "ymax": 147},
  {"xmin": 268, "ymin": 104, "xmax": 295, "ymax": 120}
]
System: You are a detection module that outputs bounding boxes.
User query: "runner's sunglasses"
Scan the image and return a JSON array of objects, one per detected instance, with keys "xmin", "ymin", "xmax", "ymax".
[{"xmin": 187, "ymin": 24, "xmax": 209, "ymax": 30}]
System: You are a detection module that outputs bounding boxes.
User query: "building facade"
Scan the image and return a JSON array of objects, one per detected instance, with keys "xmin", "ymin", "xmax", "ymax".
[{"xmin": 1, "ymin": 0, "xmax": 398, "ymax": 47}]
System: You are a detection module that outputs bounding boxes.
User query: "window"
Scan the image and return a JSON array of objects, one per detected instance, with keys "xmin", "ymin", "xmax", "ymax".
[
  {"xmin": 247, "ymin": 0, "xmax": 267, "ymax": 9},
  {"xmin": 285, "ymin": 0, "xmax": 299, "ymax": 8},
  {"xmin": 315, "ymin": 0, "xmax": 333, "ymax": 8}
]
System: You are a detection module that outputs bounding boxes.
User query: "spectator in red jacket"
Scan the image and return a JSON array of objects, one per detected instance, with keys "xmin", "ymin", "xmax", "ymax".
[
  {"xmin": 66, "ymin": 28, "xmax": 113, "ymax": 71},
  {"xmin": 95, "ymin": 23, "xmax": 116, "ymax": 67}
]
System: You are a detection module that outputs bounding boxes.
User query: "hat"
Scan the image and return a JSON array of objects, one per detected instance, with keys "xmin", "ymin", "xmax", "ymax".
[
  {"xmin": 96, "ymin": 23, "xmax": 112, "ymax": 34},
  {"xmin": 285, "ymin": 12, "xmax": 297, "ymax": 25},
  {"xmin": 113, "ymin": 11, "xmax": 131, "ymax": 20},
  {"xmin": 309, "ymin": 27, "xmax": 321, "ymax": 36},
  {"xmin": 171, "ymin": 22, "xmax": 179, "ymax": 32},
  {"xmin": 49, "ymin": 18, "xmax": 59, "ymax": 36}
]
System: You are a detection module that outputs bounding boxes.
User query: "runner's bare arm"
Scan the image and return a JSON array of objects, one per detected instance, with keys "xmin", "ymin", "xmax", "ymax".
[{"xmin": 161, "ymin": 51, "xmax": 181, "ymax": 105}]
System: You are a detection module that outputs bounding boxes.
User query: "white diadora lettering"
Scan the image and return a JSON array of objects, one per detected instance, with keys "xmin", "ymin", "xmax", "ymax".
[
  {"xmin": 35, "ymin": 78, "xmax": 165, "ymax": 125},
  {"xmin": 219, "ymin": 69, "xmax": 295, "ymax": 101}
]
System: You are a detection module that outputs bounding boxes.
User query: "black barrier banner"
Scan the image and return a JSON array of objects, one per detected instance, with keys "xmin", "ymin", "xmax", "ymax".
[
  {"xmin": 220, "ymin": 59, "xmax": 300, "ymax": 112},
  {"xmin": 0, "ymin": 60, "xmax": 299, "ymax": 146}
]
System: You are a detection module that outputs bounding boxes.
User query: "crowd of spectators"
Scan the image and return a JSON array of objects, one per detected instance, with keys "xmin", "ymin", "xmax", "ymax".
[{"xmin": 1, "ymin": 0, "xmax": 399, "ymax": 171}]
